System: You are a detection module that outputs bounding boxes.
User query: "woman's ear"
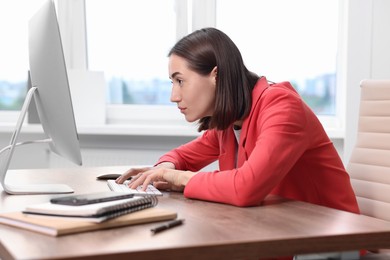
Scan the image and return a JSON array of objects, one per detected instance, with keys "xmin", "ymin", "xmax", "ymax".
[{"xmin": 211, "ymin": 66, "xmax": 218, "ymax": 82}]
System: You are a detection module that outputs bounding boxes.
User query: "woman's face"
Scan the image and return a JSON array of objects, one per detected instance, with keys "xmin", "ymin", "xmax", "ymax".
[{"xmin": 168, "ymin": 54, "xmax": 217, "ymax": 123}]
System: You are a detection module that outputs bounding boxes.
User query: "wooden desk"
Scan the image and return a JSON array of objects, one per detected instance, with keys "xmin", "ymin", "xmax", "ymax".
[{"xmin": 1, "ymin": 166, "xmax": 390, "ymax": 260}]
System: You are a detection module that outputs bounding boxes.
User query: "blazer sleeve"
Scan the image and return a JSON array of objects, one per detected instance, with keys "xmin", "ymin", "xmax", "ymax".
[{"xmin": 156, "ymin": 129, "xmax": 221, "ymax": 172}]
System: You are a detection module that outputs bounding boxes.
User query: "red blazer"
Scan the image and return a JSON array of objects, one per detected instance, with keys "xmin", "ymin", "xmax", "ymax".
[{"xmin": 157, "ymin": 77, "xmax": 359, "ymax": 214}]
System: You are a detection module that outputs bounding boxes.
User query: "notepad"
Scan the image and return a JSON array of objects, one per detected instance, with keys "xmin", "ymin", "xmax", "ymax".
[{"xmin": 0, "ymin": 207, "xmax": 177, "ymax": 236}]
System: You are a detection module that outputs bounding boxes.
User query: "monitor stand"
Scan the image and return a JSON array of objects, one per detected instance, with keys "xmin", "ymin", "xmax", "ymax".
[
  {"xmin": 3, "ymin": 183, "xmax": 73, "ymax": 195},
  {"xmin": 0, "ymin": 86, "xmax": 73, "ymax": 195}
]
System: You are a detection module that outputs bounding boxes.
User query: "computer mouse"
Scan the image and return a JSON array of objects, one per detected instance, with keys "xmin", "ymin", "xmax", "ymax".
[{"xmin": 96, "ymin": 173, "xmax": 122, "ymax": 180}]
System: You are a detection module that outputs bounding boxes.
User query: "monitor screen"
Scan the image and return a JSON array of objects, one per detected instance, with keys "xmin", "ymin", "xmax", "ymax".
[{"xmin": 0, "ymin": 0, "xmax": 82, "ymax": 194}]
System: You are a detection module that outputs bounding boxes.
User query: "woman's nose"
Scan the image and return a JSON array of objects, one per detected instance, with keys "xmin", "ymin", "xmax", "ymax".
[{"xmin": 170, "ymin": 86, "xmax": 181, "ymax": 102}]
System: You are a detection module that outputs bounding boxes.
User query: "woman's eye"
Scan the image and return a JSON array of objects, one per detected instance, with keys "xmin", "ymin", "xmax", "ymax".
[
  {"xmin": 171, "ymin": 78, "xmax": 183, "ymax": 86},
  {"xmin": 173, "ymin": 79, "xmax": 183, "ymax": 86}
]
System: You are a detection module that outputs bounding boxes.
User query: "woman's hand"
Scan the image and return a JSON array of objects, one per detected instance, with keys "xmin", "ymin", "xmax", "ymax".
[
  {"xmin": 115, "ymin": 162, "xmax": 175, "ymax": 183},
  {"xmin": 115, "ymin": 166, "xmax": 155, "ymax": 184},
  {"xmin": 115, "ymin": 162, "xmax": 196, "ymax": 192},
  {"xmin": 118, "ymin": 163, "xmax": 196, "ymax": 192}
]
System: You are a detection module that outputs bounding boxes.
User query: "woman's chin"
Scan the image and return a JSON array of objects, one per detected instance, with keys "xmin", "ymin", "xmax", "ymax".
[{"xmin": 184, "ymin": 115, "xmax": 198, "ymax": 123}]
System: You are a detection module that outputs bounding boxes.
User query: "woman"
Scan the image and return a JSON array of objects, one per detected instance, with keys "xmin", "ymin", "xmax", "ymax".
[{"xmin": 116, "ymin": 27, "xmax": 359, "ymax": 214}]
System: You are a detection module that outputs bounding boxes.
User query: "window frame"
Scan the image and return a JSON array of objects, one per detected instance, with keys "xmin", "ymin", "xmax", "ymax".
[{"xmin": 0, "ymin": 0, "xmax": 345, "ymax": 139}]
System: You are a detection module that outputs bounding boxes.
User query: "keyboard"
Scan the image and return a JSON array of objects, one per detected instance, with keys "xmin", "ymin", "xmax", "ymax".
[{"xmin": 107, "ymin": 180, "xmax": 163, "ymax": 196}]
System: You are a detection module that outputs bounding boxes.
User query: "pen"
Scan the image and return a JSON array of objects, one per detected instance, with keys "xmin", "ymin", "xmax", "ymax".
[{"xmin": 151, "ymin": 219, "xmax": 184, "ymax": 234}]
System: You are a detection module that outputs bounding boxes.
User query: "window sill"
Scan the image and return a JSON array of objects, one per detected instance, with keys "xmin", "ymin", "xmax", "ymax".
[
  {"xmin": 0, "ymin": 122, "xmax": 201, "ymax": 137},
  {"xmin": 77, "ymin": 123, "xmax": 201, "ymax": 137},
  {"xmin": 0, "ymin": 122, "xmax": 343, "ymax": 139}
]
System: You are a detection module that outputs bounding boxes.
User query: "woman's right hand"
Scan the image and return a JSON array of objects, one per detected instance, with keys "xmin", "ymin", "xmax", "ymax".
[{"xmin": 115, "ymin": 162, "xmax": 175, "ymax": 184}]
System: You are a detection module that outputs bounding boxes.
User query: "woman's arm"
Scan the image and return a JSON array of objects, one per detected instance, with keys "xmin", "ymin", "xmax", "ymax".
[
  {"xmin": 184, "ymin": 86, "xmax": 311, "ymax": 206},
  {"xmin": 156, "ymin": 129, "xmax": 221, "ymax": 171},
  {"xmin": 117, "ymin": 130, "xmax": 221, "ymax": 191}
]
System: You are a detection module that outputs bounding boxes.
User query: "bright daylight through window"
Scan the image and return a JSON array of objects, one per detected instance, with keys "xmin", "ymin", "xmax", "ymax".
[
  {"xmin": 0, "ymin": 0, "xmax": 339, "ymax": 126},
  {"xmin": 215, "ymin": 0, "xmax": 339, "ymax": 115},
  {"xmin": 0, "ymin": 0, "xmax": 46, "ymax": 111},
  {"xmin": 87, "ymin": 0, "xmax": 339, "ymax": 116},
  {"xmin": 86, "ymin": 0, "xmax": 176, "ymax": 106}
]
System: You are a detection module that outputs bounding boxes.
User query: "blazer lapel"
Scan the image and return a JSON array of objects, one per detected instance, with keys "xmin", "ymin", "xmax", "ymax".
[
  {"xmin": 219, "ymin": 128, "xmax": 237, "ymax": 170},
  {"xmin": 237, "ymin": 77, "xmax": 270, "ymax": 167}
]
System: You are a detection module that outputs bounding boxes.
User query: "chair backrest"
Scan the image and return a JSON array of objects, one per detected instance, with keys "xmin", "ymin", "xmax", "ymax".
[{"xmin": 347, "ymin": 79, "xmax": 390, "ymax": 222}]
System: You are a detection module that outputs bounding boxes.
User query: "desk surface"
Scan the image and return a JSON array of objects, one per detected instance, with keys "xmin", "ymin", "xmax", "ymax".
[{"xmin": 1, "ymin": 166, "xmax": 390, "ymax": 260}]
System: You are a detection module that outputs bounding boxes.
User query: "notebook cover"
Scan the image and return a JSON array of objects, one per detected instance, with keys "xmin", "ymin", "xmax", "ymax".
[
  {"xmin": 0, "ymin": 207, "xmax": 177, "ymax": 236},
  {"xmin": 23, "ymin": 196, "xmax": 157, "ymax": 217}
]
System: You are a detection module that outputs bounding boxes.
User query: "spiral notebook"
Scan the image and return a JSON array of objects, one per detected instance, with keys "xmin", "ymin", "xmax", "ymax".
[{"xmin": 22, "ymin": 195, "xmax": 159, "ymax": 223}]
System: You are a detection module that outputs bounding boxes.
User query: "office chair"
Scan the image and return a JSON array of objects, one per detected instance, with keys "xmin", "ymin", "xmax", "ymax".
[{"xmin": 347, "ymin": 79, "xmax": 390, "ymax": 256}]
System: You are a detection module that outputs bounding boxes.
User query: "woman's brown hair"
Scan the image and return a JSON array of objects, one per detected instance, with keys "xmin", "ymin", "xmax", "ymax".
[{"xmin": 168, "ymin": 28, "xmax": 259, "ymax": 131}]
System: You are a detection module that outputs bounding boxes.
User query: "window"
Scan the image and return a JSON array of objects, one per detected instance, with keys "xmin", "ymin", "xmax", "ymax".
[
  {"xmin": 0, "ymin": 0, "xmax": 46, "ymax": 114},
  {"xmin": 87, "ymin": 0, "xmax": 339, "ymax": 115},
  {"xmin": 0, "ymin": 0, "xmax": 344, "ymax": 137},
  {"xmin": 215, "ymin": 0, "xmax": 339, "ymax": 116},
  {"xmin": 84, "ymin": 0, "xmax": 342, "ymax": 132},
  {"xmin": 86, "ymin": 0, "xmax": 177, "ymax": 106}
]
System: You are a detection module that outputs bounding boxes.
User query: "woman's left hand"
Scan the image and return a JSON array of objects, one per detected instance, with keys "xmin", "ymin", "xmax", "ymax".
[{"xmin": 128, "ymin": 168, "xmax": 196, "ymax": 192}]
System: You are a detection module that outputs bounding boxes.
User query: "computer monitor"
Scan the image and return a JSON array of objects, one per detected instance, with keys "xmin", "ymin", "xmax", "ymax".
[{"xmin": 0, "ymin": 0, "xmax": 82, "ymax": 194}]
